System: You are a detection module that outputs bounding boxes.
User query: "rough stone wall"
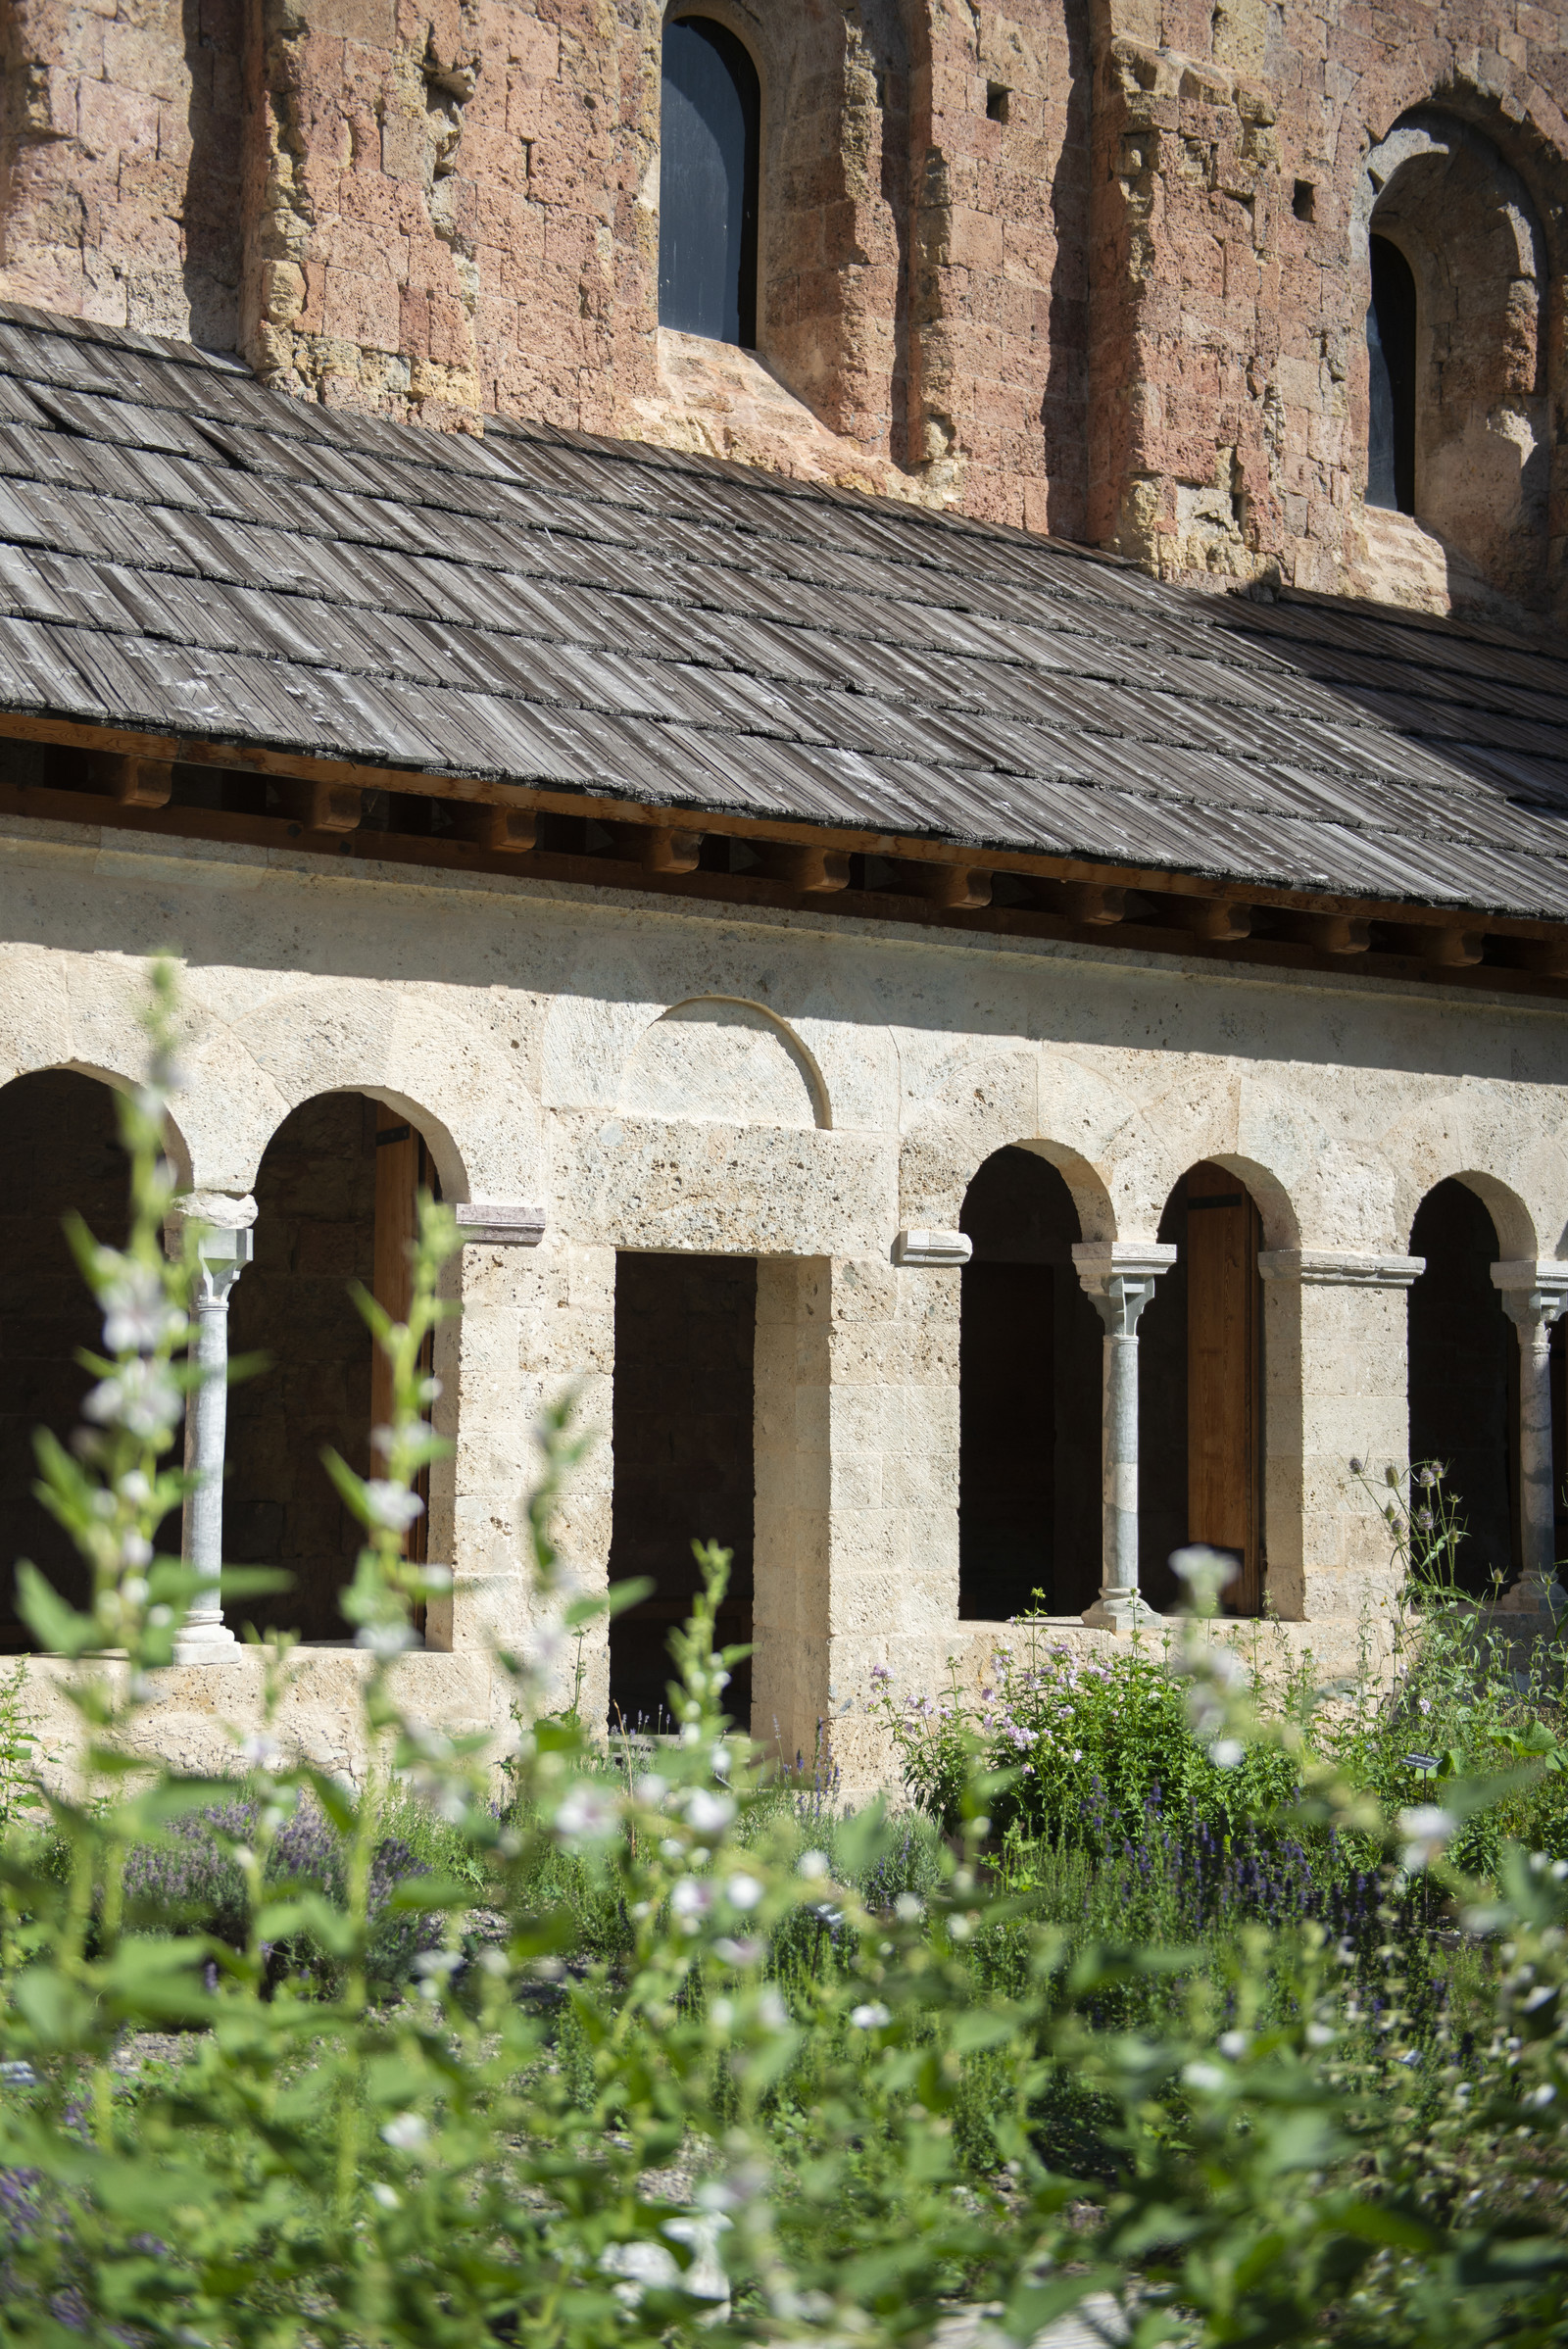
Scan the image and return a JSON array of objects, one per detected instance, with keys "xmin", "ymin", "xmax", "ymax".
[
  {"xmin": 1088, "ymin": 0, "xmax": 1568, "ymax": 615},
  {"xmin": 0, "ymin": 0, "xmax": 245, "ymax": 341}
]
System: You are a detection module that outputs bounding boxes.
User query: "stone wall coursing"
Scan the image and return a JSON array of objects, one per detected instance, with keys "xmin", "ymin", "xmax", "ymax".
[
  {"xmin": 1088, "ymin": 0, "xmax": 1568, "ymax": 615},
  {"xmin": 0, "ymin": 0, "xmax": 245, "ymax": 342},
  {"xmin": 1, "ymin": 0, "xmax": 1566, "ymax": 607}
]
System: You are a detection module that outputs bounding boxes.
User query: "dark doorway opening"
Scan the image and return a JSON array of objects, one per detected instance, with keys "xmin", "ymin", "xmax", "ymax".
[
  {"xmin": 958, "ymin": 1147, "xmax": 1101, "ymax": 1618},
  {"xmin": 609, "ymin": 1251, "xmax": 755, "ymax": 1727},
  {"xmin": 1138, "ymin": 1162, "xmax": 1265, "ymax": 1615},
  {"xmin": 659, "ymin": 16, "xmax": 760, "ymax": 347},
  {"xmin": 1367, "ymin": 233, "xmax": 1417, "ymax": 514},
  {"xmin": 1408, "ymin": 1179, "xmax": 1516, "ymax": 1593},
  {"xmin": 226, "ymin": 1093, "xmax": 437, "ymax": 1643},
  {"xmin": 0, "ymin": 1070, "xmax": 131, "ymax": 1647}
]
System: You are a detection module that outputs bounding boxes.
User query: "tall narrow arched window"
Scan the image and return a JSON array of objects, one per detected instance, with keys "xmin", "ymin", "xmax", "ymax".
[
  {"xmin": 1366, "ymin": 233, "xmax": 1417, "ymax": 514},
  {"xmin": 659, "ymin": 15, "xmax": 760, "ymax": 348}
]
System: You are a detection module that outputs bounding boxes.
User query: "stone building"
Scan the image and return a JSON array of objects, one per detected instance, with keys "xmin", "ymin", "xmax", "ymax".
[{"xmin": 0, "ymin": 2, "xmax": 1564, "ymax": 1787}]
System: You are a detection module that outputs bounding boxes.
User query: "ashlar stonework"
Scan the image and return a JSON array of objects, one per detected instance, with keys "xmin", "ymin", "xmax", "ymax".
[{"xmin": 2, "ymin": 822, "xmax": 1563, "ymax": 1792}]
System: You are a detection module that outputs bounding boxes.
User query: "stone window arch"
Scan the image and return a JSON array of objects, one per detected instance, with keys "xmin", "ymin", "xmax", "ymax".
[
  {"xmin": 1357, "ymin": 110, "xmax": 1550, "ymax": 608},
  {"xmin": 659, "ymin": 14, "xmax": 760, "ymax": 348}
]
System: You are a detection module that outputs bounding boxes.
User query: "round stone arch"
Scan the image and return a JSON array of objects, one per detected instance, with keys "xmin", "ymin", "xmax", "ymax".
[
  {"xmin": 1352, "ymin": 106, "xmax": 1552, "ymax": 607},
  {"xmin": 1397, "ymin": 1164, "xmax": 1539, "ymax": 1262},
  {"xmin": 657, "ymin": 0, "xmax": 910, "ymax": 447},
  {"xmin": 1401, "ymin": 1167, "xmax": 1535, "ymax": 1595},
  {"xmin": 955, "ymin": 1139, "xmax": 1106, "ymax": 1620}
]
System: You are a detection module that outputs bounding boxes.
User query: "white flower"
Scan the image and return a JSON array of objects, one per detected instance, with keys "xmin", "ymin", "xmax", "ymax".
[
  {"xmin": 851, "ymin": 2003, "xmax": 890, "ymax": 2030},
  {"xmin": 371, "ymin": 2181, "xmax": 400, "ymax": 2210},
  {"xmin": 363, "ymin": 1482, "xmax": 425, "ymax": 1532},
  {"xmin": 355, "ymin": 1622, "xmax": 416, "ymax": 1658},
  {"xmin": 797, "ymin": 1850, "xmax": 830, "ymax": 1881},
  {"xmin": 725, "ymin": 1874, "xmax": 763, "ymax": 1911},
  {"xmin": 117, "ymin": 1470, "xmax": 152, "ymax": 1507},
  {"xmin": 1218, "ymin": 2030, "xmax": 1249, "ymax": 2058},
  {"xmin": 757, "ymin": 1987, "xmax": 788, "ymax": 2030},
  {"xmin": 1210, "ymin": 1737, "xmax": 1244, "ymax": 1769},
  {"xmin": 1397, "ymin": 1804, "xmax": 1457, "ymax": 1872},
  {"xmin": 380, "ymin": 2112, "xmax": 427, "ymax": 2153},
  {"xmin": 894, "ymin": 1892, "xmax": 924, "ymax": 1922},
  {"xmin": 1182, "ymin": 2062, "xmax": 1227, "ymax": 2092},
  {"xmin": 634, "ymin": 1773, "xmax": 669, "ymax": 1808},
  {"xmin": 1527, "ymin": 2082, "xmax": 1557, "ymax": 2108},
  {"xmin": 84, "ymin": 1359, "xmax": 182, "ymax": 1438},
  {"xmin": 555, "ymin": 1785, "xmax": 620, "ymax": 1840},
  {"xmin": 685, "ymin": 1788, "xmax": 736, "ymax": 1835},
  {"xmin": 712, "ymin": 1936, "xmax": 762, "ymax": 1966},
  {"xmin": 121, "ymin": 1575, "xmax": 149, "ymax": 1609},
  {"xmin": 672, "ymin": 1877, "xmax": 714, "ymax": 1919},
  {"xmin": 1305, "ymin": 2022, "xmax": 1336, "ymax": 2047},
  {"xmin": 100, "ymin": 1259, "xmax": 184, "ymax": 1355}
]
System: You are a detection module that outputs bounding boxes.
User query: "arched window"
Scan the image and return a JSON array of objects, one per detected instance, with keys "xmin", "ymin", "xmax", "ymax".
[
  {"xmin": 659, "ymin": 15, "xmax": 760, "ymax": 348},
  {"xmin": 1366, "ymin": 234, "xmax": 1417, "ymax": 515}
]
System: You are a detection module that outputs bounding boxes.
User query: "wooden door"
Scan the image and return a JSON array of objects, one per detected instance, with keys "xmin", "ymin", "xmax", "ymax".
[
  {"xmin": 372, "ymin": 1105, "xmax": 432, "ymax": 1586},
  {"xmin": 1185, "ymin": 1162, "xmax": 1263, "ymax": 1614}
]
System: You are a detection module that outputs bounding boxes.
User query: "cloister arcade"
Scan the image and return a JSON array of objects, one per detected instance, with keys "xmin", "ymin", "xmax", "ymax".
[{"xmin": 1, "ymin": 1050, "xmax": 1563, "ymax": 1767}]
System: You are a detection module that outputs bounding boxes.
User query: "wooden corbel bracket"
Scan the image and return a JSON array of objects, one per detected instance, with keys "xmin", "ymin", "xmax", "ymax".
[{"xmin": 87, "ymin": 752, "xmax": 173, "ymax": 808}]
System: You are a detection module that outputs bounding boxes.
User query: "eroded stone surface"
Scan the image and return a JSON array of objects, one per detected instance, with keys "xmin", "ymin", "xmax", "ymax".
[{"xmin": 5, "ymin": 1, "xmax": 1559, "ymax": 613}]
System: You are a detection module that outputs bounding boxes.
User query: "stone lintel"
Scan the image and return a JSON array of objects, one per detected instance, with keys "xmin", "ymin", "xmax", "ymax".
[
  {"xmin": 454, "ymin": 1201, "xmax": 546, "ymax": 1248},
  {"xmin": 1257, "ymin": 1248, "xmax": 1424, "ymax": 1287},
  {"xmin": 892, "ymin": 1228, "xmax": 972, "ymax": 1267}
]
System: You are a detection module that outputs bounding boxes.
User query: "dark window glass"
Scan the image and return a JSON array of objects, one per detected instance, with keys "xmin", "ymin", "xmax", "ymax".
[
  {"xmin": 1367, "ymin": 233, "xmax": 1417, "ymax": 515},
  {"xmin": 659, "ymin": 16, "xmax": 760, "ymax": 347}
]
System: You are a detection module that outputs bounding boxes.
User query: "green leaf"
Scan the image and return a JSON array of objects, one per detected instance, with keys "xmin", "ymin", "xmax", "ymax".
[{"xmin": 15, "ymin": 1560, "xmax": 99, "ymax": 1659}]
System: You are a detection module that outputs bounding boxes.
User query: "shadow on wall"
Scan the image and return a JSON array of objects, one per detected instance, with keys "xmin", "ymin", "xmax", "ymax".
[
  {"xmin": 181, "ymin": 0, "xmax": 245, "ymax": 349},
  {"xmin": 1039, "ymin": 0, "xmax": 1091, "ymax": 539}
]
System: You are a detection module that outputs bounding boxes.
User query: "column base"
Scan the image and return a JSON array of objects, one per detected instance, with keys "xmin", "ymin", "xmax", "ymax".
[
  {"xmin": 1493, "ymin": 1571, "xmax": 1568, "ymax": 1621},
  {"xmin": 172, "ymin": 1622, "xmax": 240, "ymax": 1665},
  {"xmin": 1081, "ymin": 1591, "xmax": 1159, "ymax": 1634}
]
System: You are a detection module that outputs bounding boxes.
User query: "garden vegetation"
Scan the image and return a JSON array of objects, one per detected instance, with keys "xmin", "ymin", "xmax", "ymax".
[{"xmin": 0, "ymin": 967, "xmax": 1562, "ymax": 2344}]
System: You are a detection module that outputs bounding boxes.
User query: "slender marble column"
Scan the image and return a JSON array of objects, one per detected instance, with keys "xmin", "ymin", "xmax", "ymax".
[
  {"xmin": 1491, "ymin": 1259, "xmax": 1568, "ymax": 1615},
  {"xmin": 1071, "ymin": 1243, "xmax": 1177, "ymax": 1630},
  {"xmin": 165, "ymin": 1203, "xmax": 256, "ymax": 1663}
]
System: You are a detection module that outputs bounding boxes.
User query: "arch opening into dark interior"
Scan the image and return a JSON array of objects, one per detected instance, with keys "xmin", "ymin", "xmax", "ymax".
[
  {"xmin": 957, "ymin": 1147, "xmax": 1102, "ymax": 1619},
  {"xmin": 1367, "ymin": 232, "xmax": 1417, "ymax": 515},
  {"xmin": 0, "ymin": 1069, "xmax": 155, "ymax": 1649},
  {"xmin": 225, "ymin": 1094, "xmax": 438, "ymax": 1644},
  {"xmin": 609, "ymin": 1250, "xmax": 756, "ymax": 1729},
  {"xmin": 1138, "ymin": 1162, "xmax": 1265, "ymax": 1615},
  {"xmin": 659, "ymin": 15, "xmax": 760, "ymax": 348},
  {"xmin": 1407, "ymin": 1178, "xmax": 1517, "ymax": 1594}
]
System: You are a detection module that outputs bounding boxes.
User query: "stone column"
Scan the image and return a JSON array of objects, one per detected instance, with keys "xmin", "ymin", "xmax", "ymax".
[
  {"xmin": 1070, "ymin": 1244, "xmax": 1177, "ymax": 1630},
  {"xmin": 164, "ymin": 1200, "xmax": 257, "ymax": 1663},
  {"xmin": 1490, "ymin": 1260, "xmax": 1568, "ymax": 1614},
  {"xmin": 1256, "ymin": 1249, "xmax": 1423, "ymax": 1620}
]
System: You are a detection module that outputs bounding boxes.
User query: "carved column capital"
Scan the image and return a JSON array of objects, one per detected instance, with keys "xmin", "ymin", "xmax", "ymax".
[
  {"xmin": 1072, "ymin": 1242, "xmax": 1177, "ymax": 1337},
  {"xmin": 1491, "ymin": 1259, "xmax": 1568, "ymax": 1332}
]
